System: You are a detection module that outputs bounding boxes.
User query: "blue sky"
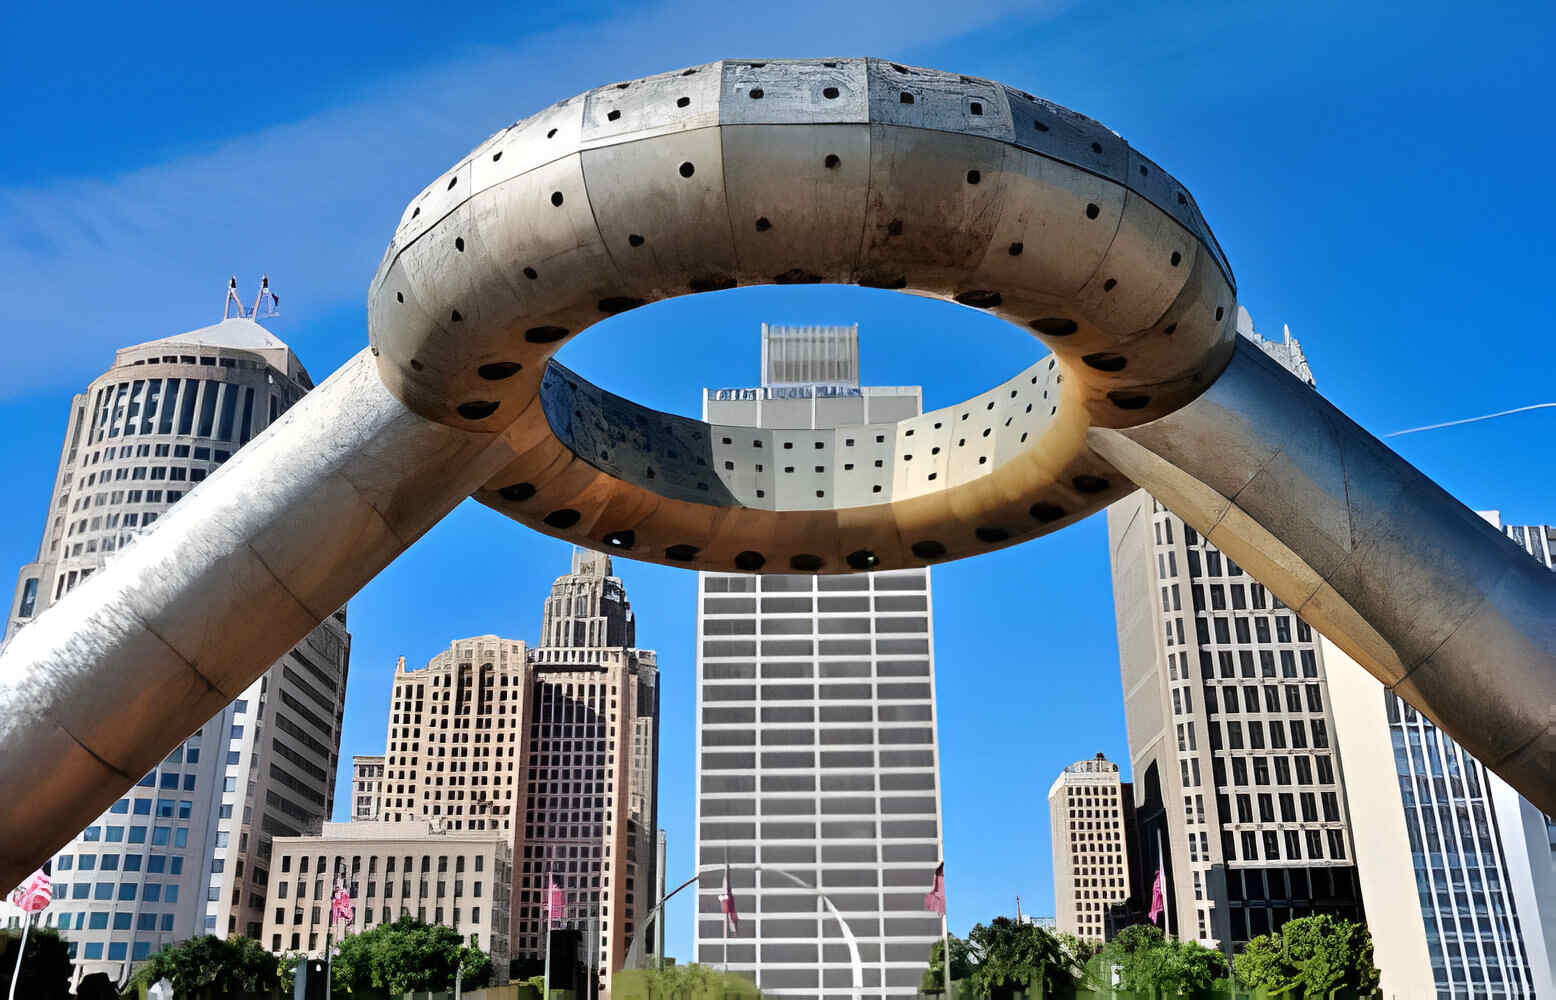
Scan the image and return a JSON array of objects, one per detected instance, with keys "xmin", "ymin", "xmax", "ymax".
[{"xmin": 3, "ymin": 0, "xmax": 1553, "ymax": 962}]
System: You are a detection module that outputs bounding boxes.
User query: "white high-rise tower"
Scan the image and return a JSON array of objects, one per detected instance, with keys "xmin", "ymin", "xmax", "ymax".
[{"xmin": 695, "ymin": 324, "xmax": 946, "ymax": 999}]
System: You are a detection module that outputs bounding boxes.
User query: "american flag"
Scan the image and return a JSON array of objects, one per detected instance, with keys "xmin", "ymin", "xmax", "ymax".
[
  {"xmin": 330, "ymin": 877, "xmax": 354, "ymax": 926},
  {"xmin": 9, "ymin": 863, "xmax": 52, "ymax": 913},
  {"xmin": 923, "ymin": 862, "xmax": 946, "ymax": 917},
  {"xmin": 718, "ymin": 863, "xmax": 739, "ymax": 934}
]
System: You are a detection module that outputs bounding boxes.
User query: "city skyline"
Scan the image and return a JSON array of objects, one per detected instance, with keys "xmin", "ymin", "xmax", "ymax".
[{"xmin": 3, "ymin": 0, "xmax": 1555, "ymax": 972}]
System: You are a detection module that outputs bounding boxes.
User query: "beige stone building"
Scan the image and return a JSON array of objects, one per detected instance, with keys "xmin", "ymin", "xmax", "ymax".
[
  {"xmin": 352, "ymin": 755, "xmax": 384, "ymax": 821},
  {"xmin": 1049, "ymin": 755, "xmax": 1131, "ymax": 942},
  {"xmin": 362, "ymin": 549, "xmax": 659, "ymax": 990},
  {"xmin": 260, "ymin": 821, "xmax": 510, "ymax": 974},
  {"xmin": 377, "ymin": 637, "xmax": 529, "ymax": 832}
]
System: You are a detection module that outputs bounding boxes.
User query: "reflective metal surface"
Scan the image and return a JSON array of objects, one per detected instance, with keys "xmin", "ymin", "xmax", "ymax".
[
  {"xmin": 367, "ymin": 57, "xmax": 1238, "ymax": 574},
  {"xmin": 0, "ymin": 350, "xmax": 517, "ymax": 886},
  {"xmin": 1090, "ymin": 340, "xmax": 1556, "ymax": 815},
  {"xmin": 1, "ymin": 58, "xmax": 1550, "ymax": 885}
]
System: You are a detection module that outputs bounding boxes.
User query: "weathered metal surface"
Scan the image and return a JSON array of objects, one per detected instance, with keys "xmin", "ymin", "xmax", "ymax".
[
  {"xmin": 2, "ymin": 57, "xmax": 1551, "ymax": 885},
  {"xmin": 0, "ymin": 350, "xmax": 517, "ymax": 887},
  {"xmin": 1089, "ymin": 340, "xmax": 1556, "ymax": 815},
  {"xmin": 367, "ymin": 57, "xmax": 1237, "ymax": 576}
]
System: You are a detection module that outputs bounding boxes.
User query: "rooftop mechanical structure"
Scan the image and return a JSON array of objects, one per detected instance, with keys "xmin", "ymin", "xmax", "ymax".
[{"xmin": 1, "ymin": 58, "xmax": 1551, "ymax": 887}]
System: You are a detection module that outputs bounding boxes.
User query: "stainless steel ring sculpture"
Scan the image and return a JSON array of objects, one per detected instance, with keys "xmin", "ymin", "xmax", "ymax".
[
  {"xmin": 0, "ymin": 59, "xmax": 1551, "ymax": 888},
  {"xmin": 370, "ymin": 58, "xmax": 1237, "ymax": 572}
]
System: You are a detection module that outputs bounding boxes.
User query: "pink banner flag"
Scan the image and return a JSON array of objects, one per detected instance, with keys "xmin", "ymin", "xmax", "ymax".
[
  {"xmin": 9, "ymin": 864, "xmax": 52, "ymax": 913},
  {"xmin": 719, "ymin": 863, "xmax": 739, "ymax": 934},
  {"xmin": 1147, "ymin": 867, "xmax": 1165, "ymax": 924},
  {"xmin": 924, "ymin": 862, "xmax": 946, "ymax": 917},
  {"xmin": 547, "ymin": 876, "xmax": 566, "ymax": 928},
  {"xmin": 331, "ymin": 877, "xmax": 354, "ymax": 927}
]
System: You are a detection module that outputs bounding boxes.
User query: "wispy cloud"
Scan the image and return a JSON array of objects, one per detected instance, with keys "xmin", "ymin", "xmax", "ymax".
[{"xmin": 0, "ymin": 0, "xmax": 1061, "ymax": 398}]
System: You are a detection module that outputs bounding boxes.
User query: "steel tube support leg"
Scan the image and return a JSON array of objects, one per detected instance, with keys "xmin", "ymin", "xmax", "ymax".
[
  {"xmin": 0, "ymin": 349, "xmax": 516, "ymax": 887},
  {"xmin": 1090, "ymin": 339, "xmax": 1556, "ymax": 813}
]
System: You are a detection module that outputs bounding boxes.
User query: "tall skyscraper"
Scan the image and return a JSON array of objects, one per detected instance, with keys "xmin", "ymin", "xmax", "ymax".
[
  {"xmin": 695, "ymin": 324, "xmax": 945, "ymax": 999},
  {"xmin": 368, "ymin": 549, "xmax": 657, "ymax": 990},
  {"xmin": 520, "ymin": 549, "xmax": 659, "ymax": 985},
  {"xmin": 1328, "ymin": 514, "xmax": 1555, "ymax": 999},
  {"xmin": 1, "ymin": 291, "xmax": 350, "ymax": 983},
  {"xmin": 1049, "ymin": 754, "xmax": 1132, "ymax": 943},
  {"xmin": 1106, "ymin": 313, "xmax": 1362, "ymax": 950}
]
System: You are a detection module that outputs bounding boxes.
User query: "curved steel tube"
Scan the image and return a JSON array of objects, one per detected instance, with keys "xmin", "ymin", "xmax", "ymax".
[
  {"xmin": 0, "ymin": 351, "xmax": 519, "ymax": 886},
  {"xmin": 1090, "ymin": 339, "xmax": 1556, "ymax": 813},
  {"xmin": 0, "ymin": 60, "xmax": 1551, "ymax": 891}
]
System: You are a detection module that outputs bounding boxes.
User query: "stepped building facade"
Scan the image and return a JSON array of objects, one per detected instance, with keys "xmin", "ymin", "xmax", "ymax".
[{"xmin": 359, "ymin": 549, "xmax": 658, "ymax": 990}]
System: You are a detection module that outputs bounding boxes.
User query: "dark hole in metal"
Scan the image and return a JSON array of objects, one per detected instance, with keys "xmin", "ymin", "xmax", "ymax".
[
  {"xmin": 846, "ymin": 550, "xmax": 879, "ymax": 570},
  {"xmin": 525, "ymin": 326, "xmax": 569, "ymax": 344},
  {"xmin": 911, "ymin": 540, "xmax": 947, "ymax": 560},
  {"xmin": 477, "ymin": 362, "xmax": 522, "ymax": 381},
  {"xmin": 954, "ymin": 290, "xmax": 1002, "ymax": 308},
  {"xmin": 544, "ymin": 508, "xmax": 581, "ymax": 529},
  {"xmin": 1031, "ymin": 317, "xmax": 1078, "ymax": 336},
  {"xmin": 1030, "ymin": 502, "xmax": 1064, "ymax": 522},
  {"xmin": 457, "ymin": 400, "xmax": 499, "ymax": 420}
]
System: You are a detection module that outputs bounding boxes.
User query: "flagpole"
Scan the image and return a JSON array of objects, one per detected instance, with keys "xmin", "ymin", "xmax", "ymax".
[
  {"xmin": 7, "ymin": 911, "xmax": 31, "ymax": 1000},
  {"xmin": 1156, "ymin": 830, "xmax": 1174, "ymax": 940},
  {"xmin": 543, "ymin": 862, "xmax": 552, "ymax": 1000}
]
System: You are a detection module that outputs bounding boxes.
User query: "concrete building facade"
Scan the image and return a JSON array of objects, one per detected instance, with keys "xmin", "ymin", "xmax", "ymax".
[
  {"xmin": 695, "ymin": 324, "xmax": 946, "ymax": 999},
  {"xmin": 0, "ymin": 301, "xmax": 349, "ymax": 984},
  {"xmin": 352, "ymin": 756, "xmax": 385, "ymax": 821},
  {"xmin": 365, "ymin": 550, "xmax": 657, "ymax": 989},
  {"xmin": 260, "ymin": 820, "xmax": 511, "ymax": 974},
  {"xmin": 1106, "ymin": 316, "xmax": 1362, "ymax": 951},
  {"xmin": 1328, "ymin": 514, "xmax": 1556, "ymax": 1000},
  {"xmin": 1049, "ymin": 755, "xmax": 1132, "ymax": 943}
]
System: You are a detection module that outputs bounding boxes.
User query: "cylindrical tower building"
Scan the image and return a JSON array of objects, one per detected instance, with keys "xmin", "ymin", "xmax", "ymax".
[{"xmin": 2, "ymin": 294, "xmax": 350, "ymax": 984}]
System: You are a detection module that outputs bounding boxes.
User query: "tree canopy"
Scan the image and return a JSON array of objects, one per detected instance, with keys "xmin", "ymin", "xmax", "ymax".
[
  {"xmin": 1098, "ymin": 925, "xmax": 1228, "ymax": 997},
  {"xmin": 1233, "ymin": 914, "xmax": 1381, "ymax": 998},
  {"xmin": 966, "ymin": 917, "xmax": 1086, "ymax": 999},
  {"xmin": 920, "ymin": 934, "xmax": 977, "ymax": 995},
  {"xmin": 327, "ymin": 916, "xmax": 492, "ymax": 995},
  {"xmin": 1, "ymin": 925, "xmax": 72, "ymax": 1000},
  {"xmin": 126, "ymin": 934, "xmax": 280, "ymax": 997},
  {"xmin": 612, "ymin": 963, "xmax": 762, "ymax": 1000}
]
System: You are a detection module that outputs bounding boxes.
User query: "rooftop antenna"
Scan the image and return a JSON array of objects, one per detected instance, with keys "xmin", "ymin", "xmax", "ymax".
[
  {"xmin": 222, "ymin": 276, "xmax": 245, "ymax": 320},
  {"xmin": 251, "ymin": 275, "xmax": 280, "ymax": 320},
  {"xmin": 222, "ymin": 276, "xmax": 282, "ymax": 321}
]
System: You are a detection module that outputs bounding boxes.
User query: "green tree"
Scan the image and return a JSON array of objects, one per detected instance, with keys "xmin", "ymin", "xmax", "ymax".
[
  {"xmin": 613, "ymin": 963, "xmax": 762, "ymax": 1000},
  {"xmin": 1233, "ymin": 914, "xmax": 1381, "ymax": 998},
  {"xmin": 1, "ymin": 924, "xmax": 72, "ymax": 1000},
  {"xmin": 921, "ymin": 935, "xmax": 976, "ymax": 995},
  {"xmin": 1099, "ymin": 925, "xmax": 1227, "ymax": 996},
  {"xmin": 329, "ymin": 916, "xmax": 491, "ymax": 995},
  {"xmin": 125, "ymin": 934, "xmax": 279, "ymax": 997},
  {"xmin": 966, "ymin": 917, "xmax": 1084, "ymax": 998}
]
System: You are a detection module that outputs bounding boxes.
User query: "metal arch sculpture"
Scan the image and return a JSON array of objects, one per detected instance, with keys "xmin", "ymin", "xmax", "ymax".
[{"xmin": 0, "ymin": 59, "xmax": 1551, "ymax": 887}]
